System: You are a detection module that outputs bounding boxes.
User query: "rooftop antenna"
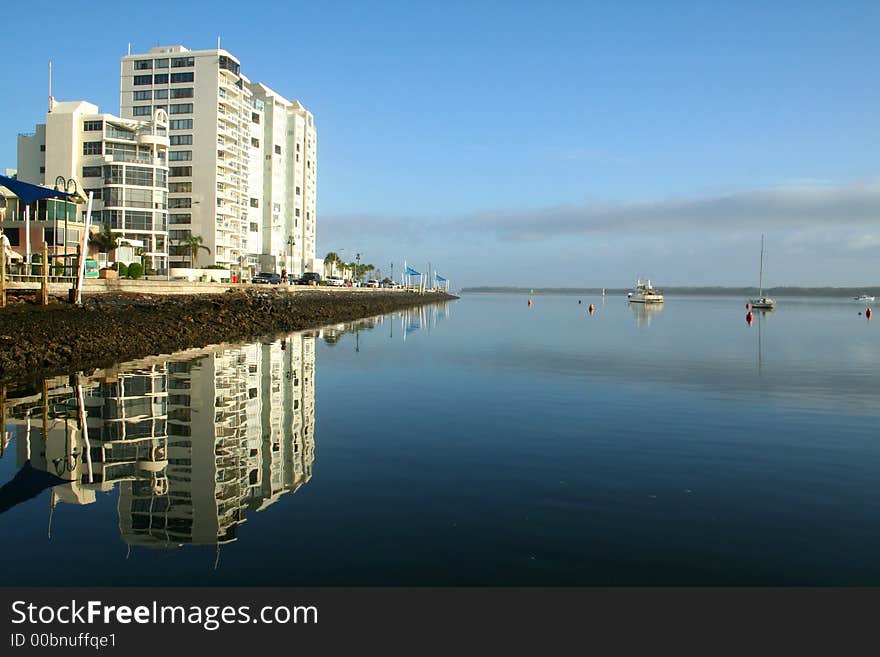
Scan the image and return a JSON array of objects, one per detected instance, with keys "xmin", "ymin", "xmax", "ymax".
[
  {"xmin": 47, "ymin": 60, "xmax": 54, "ymax": 113},
  {"xmin": 127, "ymin": 42, "xmax": 131, "ymax": 56},
  {"xmin": 217, "ymin": 36, "xmax": 221, "ymax": 50}
]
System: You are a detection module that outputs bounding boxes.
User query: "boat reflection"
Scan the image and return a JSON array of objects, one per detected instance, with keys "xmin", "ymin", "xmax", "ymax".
[{"xmin": 628, "ymin": 300, "xmax": 664, "ymax": 328}]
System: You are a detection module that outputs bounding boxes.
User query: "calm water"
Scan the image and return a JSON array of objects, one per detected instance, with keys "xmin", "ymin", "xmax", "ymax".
[{"xmin": 1, "ymin": 294, "xmax": 878, "ymax": 585}]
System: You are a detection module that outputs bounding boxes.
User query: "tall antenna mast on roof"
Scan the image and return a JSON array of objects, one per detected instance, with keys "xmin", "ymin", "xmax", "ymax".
[
  {"xmin": 217, "ymin": 36, "xmax": 221, "ymax": 50},
  {"xmin": 48, "ymin": 61, "xmax": 54, "ymax": 113},
  {"xmin": 127, "ymin": 42, "xmax": 131, "ymax": 56}
]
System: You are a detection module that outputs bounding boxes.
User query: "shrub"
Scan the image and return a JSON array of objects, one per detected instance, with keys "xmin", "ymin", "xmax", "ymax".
[
  {"xmin": 117, "ymin": 262, "xmax": 128, "ymax": 277},
  {"xmin": 127, "ymin": 262, "xmax": 143, "ymax": 279},
  {"xmin": 53, "ymin": 262, "xmax": 64, "ymax": 276}
]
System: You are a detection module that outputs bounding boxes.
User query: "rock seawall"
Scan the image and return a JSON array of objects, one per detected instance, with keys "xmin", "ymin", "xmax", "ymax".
[{"xmin": 0, "ymin": 289, "xmax": 456, "ymax": 388}]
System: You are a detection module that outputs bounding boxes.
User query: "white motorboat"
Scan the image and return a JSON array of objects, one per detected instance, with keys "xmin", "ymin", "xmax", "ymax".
[
  {"xmin": 627, "ymin": 278, "xmax": 664, "ymax": 304},
  {"xmin": 854, "ymin": 294, "xmax": 875, "ymax": 302}
]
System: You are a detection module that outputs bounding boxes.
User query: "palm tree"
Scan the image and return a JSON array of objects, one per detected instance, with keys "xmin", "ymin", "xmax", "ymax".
[
  {"xmin": 89, "ymin": 223, "xmax": 119, "ymax": 253},
  {"xmin": 323, "ymin": 252, "xmax": 340, "ymax": 276},
  {"xmin": 176, "ymin": 234, "xmax": 211, "ymax": 268}
]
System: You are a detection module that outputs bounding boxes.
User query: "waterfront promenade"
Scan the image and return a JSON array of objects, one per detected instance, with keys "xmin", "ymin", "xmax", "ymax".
[{"xmin": 0, "ymin": 288, "xmax": 456, "ymax": 388}]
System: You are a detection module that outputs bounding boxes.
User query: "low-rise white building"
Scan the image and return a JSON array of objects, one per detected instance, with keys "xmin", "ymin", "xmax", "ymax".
[{"xmin": 16, "ymin": 100, "xmax": 170, "ymax": 271}]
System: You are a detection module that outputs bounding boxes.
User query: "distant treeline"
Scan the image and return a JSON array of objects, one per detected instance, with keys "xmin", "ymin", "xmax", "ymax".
[{"xmin": 461, "ymin": 286, "xmax": 880, "ymax": 297}]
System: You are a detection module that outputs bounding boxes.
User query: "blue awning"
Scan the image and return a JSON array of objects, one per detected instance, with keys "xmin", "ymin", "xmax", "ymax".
[
  {"xmin": 405, "ymin": 266, "xmax": 421, "ymax": 276},
  {"xmin": 0, "ymin": 174, "xmax": 79, "ymax": 205},
  {"xmin": 435, "ymin": 274, "xmax": 447, "ymax": 282}
]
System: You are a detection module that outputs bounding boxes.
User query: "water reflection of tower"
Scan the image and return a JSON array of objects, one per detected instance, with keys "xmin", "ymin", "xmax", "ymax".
[
  {"xmin": 119, "ymin": 350, "xmax": 252, "ymax": 547},
  {"xmin": 115, "ymin": 335, "xmax": 317, "ymax": 548}
]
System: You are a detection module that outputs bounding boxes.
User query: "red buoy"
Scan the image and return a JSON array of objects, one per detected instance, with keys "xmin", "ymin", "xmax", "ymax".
[
  {"xmin": 588, "ymin": 304, "xmax": 595, "ymax": 314},
  {"xmin": 527, "ymin": 299, "xmax": 532, "ymax": 307},
  {"xmin": 745, "ymin": 303, "xmax": 751, "ymax": 310},
  {"xmin": 867, "ymin": 308, "xmax": 873, "ymax": 319},
  {"xmin": 746, "ymin": 311, "xmax": 754, "ymax": 325}
]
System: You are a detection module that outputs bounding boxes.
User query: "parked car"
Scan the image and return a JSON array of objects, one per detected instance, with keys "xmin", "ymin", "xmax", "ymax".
[
  {"xmin": 296, "ymin": 272, "xmax": 322, "ymax": 285},
  {"xmin": 252, "ymin": 272, "xmax": 282, "ymax": 284},
  {"xmin": 366, "ymin": 279, "xmax": 380, "ymax": 288},
  {"xmin": 326, "ymin": 275, "xmax": 345, "ymax": 287}
]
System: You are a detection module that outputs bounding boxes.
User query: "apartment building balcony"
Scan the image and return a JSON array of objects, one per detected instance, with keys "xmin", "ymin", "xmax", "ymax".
[{"xmin": 138, "ymin": 132, "xmax": 170, "ymax": 149}]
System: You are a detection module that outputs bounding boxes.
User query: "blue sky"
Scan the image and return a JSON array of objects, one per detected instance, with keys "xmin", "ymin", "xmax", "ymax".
[{"xmin": 2, "ymin": 1, "xmax": 879, "ymax": 287}]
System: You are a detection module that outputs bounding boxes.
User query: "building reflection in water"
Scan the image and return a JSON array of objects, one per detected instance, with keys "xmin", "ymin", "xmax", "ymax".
[
  {"xmin": 0, "ymin": 302, "xmax": 450, "ymax": 557},
  {"xmin": 0, "ymin": 332, "xmax": 316, "ymax": 552}
]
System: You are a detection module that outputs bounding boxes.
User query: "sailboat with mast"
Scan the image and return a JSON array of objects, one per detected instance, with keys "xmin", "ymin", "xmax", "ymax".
[{"xmin": 749, "ymin": 235, "xmax": 776, "ymax": 310}]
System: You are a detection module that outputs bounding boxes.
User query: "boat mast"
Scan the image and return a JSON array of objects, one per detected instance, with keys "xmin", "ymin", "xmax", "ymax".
[{"xmin": 758, "ymin": 234, "xmax": 765, "ymax": 297}]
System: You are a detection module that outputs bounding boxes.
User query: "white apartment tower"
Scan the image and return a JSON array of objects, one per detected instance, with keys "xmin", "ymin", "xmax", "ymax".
[
  {"xmin": 249, "ymin": 84, "xmax": 318, "ymax": 276},
  {"xmin": 120, "ymin": 46, "xmax": 263, "ymax": 273},
  {"xmin": 120, "ymin": 45, "xmax": 317, "ymax": 277}
]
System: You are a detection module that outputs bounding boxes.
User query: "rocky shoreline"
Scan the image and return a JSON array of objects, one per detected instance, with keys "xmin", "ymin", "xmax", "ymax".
[{"xmin": 0, "ymin": 288, "xmax": 457, "ymax": 389}]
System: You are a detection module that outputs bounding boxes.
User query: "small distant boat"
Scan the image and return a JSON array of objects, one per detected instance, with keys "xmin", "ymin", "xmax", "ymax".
[
  {"xmin": 854, "ymin": 294, "xmax": 875, "ymax": 302},
  {"xmin": 748, "ymin": 235, "xmax": 776, "ymax": 310},
  {"xmin": 627, "ymin": 278, "xmax": 664, "ymax": 304}
]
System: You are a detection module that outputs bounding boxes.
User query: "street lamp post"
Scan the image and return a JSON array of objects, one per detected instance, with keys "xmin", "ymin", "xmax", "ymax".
[
  {"xmin": 287, "ymin": 236, "xmax": 295, "ymax": 280},
  {"xmin": 356, "ymin": 252, "xmax": 361, "ymax": 285},
  {"xmin": 54, "ymin": 176, "xmax": 78, "ymax": 275}
]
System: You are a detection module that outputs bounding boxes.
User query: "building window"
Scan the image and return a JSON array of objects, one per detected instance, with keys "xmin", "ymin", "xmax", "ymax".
[
  {"xmin": 134, "ymin": 59, "xmax": 153, "ymax": 70},
  {"xmin": 171, "ymin": 56, "xmax": 195, "ymax": 68},
  {"xmin": 133, "ymin": 75, "xmax": 152, "ymax": 85},
  {"xmin": 168, "ymin": 150, "xmax": 192, "ymax": 161},
  {"xmin": 168, "ymin": 182, "xmax": 192, "ymax": 193},
  {"xmin": 83, "ymin": 142, "xmax": 102, "ymax": 155},
  {"xmin": 153, "ymin": 73, "xmax": 169, "ymax": 84},
  {"xmin": 125, "ymin": 188, "xmax": 153, "ymax": 208},
  {"xmin": 169, "ymin": 166, "xmax": 192, "ymax": 177},
  {"xmin": 102, "ymin": 187, "xmax": 123, "ymax": 207},
  {"xmin": 251, "ymin": 112, "xmax": 260, "ymax": 124},
  {"xmin": 251, "ymin": 137, "xmax": 259, "ymax": 147},
  {"xmin": 103, "ymin": 165, "xmax": 123, "ymax": 184},
  {"xmin": 249, "ymin": 222, "xmax": 259, "ymax": 232},
  {"xmin": 82, "ymin": 166, "xmax": 102, "ymax": 177},
  {"xmin": 39, "ymin": 144, "xmax": 45, "ymax": 152},
  {"xmin": 296, "ymin": 143, "xmax": 300, "ymax": 152},
  {"xmin": 154, "ymin": 88, "xmax": 169, "ymax": 99},
  {"xmin": 132, "ymin": 105, "xmax": 151, "ymax": 116},
  {"xmin": 3, "ymin": 228, "xmax": 20, "ymax": 246},
  {"xmin": 43, "ymin": 228, "xmax": 66, "ymax": 245},
  {"xmin": 169, "ymin": 198, "xmax": 192, "ymax": 209},
  {"xmin": 170, "ymin": 72, "xmax": 194, "ymax": 83},
  {"xmin": 169, "ymin": 119, "xmax": 193, "ymax": 130},
  {"xmin": 274, "ymin": 145, "xmax": 281, "ymax": 155},
  {"xmin": 170, "ymin": 87, "xmax": 193, "ymax": 99},
  {"xmin": 295, "ymin": 208, "xmax": 300, "ymax": 217},
  {"xmin": 296, "ymin": 153, "xmax": 299, "ymax": 162},
  {"xmin": 295, "ymin": 186, "xmax": 301, "ymax": 195},
  {"xmin": 169, "ymin": 213, "xmax": 191, "ymax": 224},
  {"xmin": 249, "ymin": 198, "xmax": 259, "ymax": 208},
  {"xmin": 125, "ymin": 166, "xmax": 154, "ymax": 187},
  {"xmin": 169, "ymin": 103, "xmax": 193, "ymax": 115},
  {"xmin": 154, "ymin": 58, "xmax": 169, "ymax": 68},
  {"xmin": 169, "ymin": 135, "xmax": 193, "ymax": 145},
  {"xmin": 125, "ymin": 210, "xmax": 153, "ymax": 230},
  {"xmin": 83, "ymin": 120, "xmax": 103, "ymax": 131},
  {"xmin": 39, "ymin": 166, "xmax": 45, "ymax": 173},
  {"xmin": 133, "ymin": 90, "xmax": 152, "ymax": 101}
]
